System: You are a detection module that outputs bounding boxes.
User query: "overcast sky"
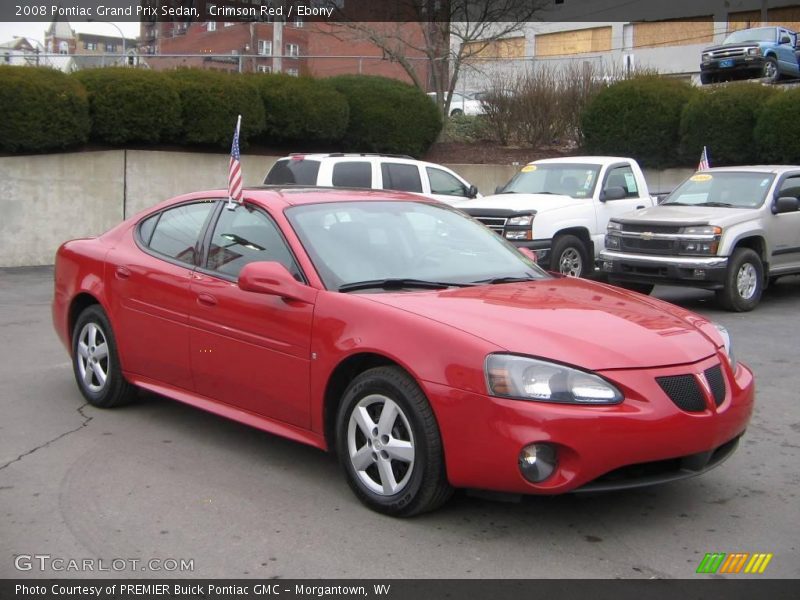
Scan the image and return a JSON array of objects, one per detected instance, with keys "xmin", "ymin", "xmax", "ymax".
[{"xmin": 0, "ymin": 21, "xmax": 141, "ymax": 45}]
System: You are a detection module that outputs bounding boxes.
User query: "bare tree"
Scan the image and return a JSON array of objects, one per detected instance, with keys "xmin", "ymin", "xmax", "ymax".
[{"xmin": 321, "ymin": 0, "xmax": 548, "ymax": 117}]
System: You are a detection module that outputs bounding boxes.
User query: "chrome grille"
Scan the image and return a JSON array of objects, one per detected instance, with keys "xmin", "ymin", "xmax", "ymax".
[
  {"xmin": 475, "ymin": 216, "xmax": 507, "ymax": 235},
  {"xmin": 708, "ymin": 47, "xmax": 748, "ymax": 59}
]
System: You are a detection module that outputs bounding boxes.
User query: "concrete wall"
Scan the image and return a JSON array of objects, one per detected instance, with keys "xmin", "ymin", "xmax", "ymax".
[{"xmin": 0, "ymin": 150, "xmax": 692, "ymax": 268}]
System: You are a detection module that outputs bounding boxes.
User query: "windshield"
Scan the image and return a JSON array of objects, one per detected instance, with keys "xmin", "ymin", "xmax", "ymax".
[
  {"xmin": 500, "ymin": 164, "xmax": 600, "ymax": 198},
  {"xmin": 285, "ymin": 201, "xmax": 547, "ymax": 291},
  {"xmin": 723, "ymin": 27, "xmax": 776, "ymax": 44},
  {"xmin": 663, "ymin": 172, "xmax": 775, "ymax": 208}
]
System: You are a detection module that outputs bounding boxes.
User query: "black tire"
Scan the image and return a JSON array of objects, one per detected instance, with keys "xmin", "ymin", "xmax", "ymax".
[
  {"xmin": 610, "ymin": 280, "xmax": 655, "ymax": 295},
  {"xmin": 450, "ymin": 108, "xmax": 464, "ymax": 116},
  {"xmin": 71, "ymin": 305, "xmax": 137, "ymax": 408},
  {"xmin": 716, "ymin": 248, "xmax": 764, "ymax": 312},
  {"xmin": 551, "ymin": 234, "xmax": 589, "ymax": 278},
  {"xmin": 700, "ymin": 72, "xmax": 713, "ymax": 85},
  {"xmin": 762, "ymin": 56, "xmax": 780, "ymax": 83},
  {"xmin": 335, "ymin": 366, "xmax": 452, "ymax": 517}
]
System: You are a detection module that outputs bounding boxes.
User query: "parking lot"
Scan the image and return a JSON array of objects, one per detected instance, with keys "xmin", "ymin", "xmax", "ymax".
[{"xmin": 1, "ymin": 266, "xmax": 798, "ymax": 579}]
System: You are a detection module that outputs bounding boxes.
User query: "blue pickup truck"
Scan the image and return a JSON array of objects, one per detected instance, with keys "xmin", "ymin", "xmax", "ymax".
[{"xmin": 700, "ymin": 26, "xmax": 800, "ymax": 84}]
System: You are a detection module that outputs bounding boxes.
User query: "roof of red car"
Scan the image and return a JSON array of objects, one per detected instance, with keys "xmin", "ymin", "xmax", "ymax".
[{"xmin": 179, "ymin": 186, "xmax": 439, "ymax": 208}]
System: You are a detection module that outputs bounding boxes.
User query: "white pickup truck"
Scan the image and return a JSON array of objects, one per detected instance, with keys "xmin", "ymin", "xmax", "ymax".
[{"xmin": 456, "ymin": 157, "xmax": 658, "ymax": 277}]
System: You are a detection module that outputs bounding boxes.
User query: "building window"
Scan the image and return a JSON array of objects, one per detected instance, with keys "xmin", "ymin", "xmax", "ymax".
[
  {"xmin": 105, "ymin": 43, "xmax": 115, "ymax": 52},
  {"xmin": 287, "ymin": 68, "xmax": 299, "ymax": 77},
  {"xmin": 58, "ymin": 41, "xmax": 69, "ymax": 54},
  {"xmin": 294, "ymin": 17, "xmax": 304, "ymax": 28},
  {"xmin": 258, "ymin": 40, "xmax": 272, "ymax": 56},
  {"xmin": 85, "ymin": 42, "xmax": 97, "ymax": 50},
  {"xmin": 257, "ymin": 65, "xmax": 272, "ymax": 73},
  {"xmin": 286, "ymin": 43, "xmax": 299, "ymax": 57}
]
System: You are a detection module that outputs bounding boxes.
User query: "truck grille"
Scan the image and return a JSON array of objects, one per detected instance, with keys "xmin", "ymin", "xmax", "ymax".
[
  {"xmin": 704, "ymin": 364, "xmax": 726, "ymax": 407},
  {"xmin": 621, "ymin": 224, "xmax": 681, "ymax": 234},
  {"xmin": 474, "ymin": 216, "xmax": 507, "ymax": 235},
  {"xmin": 656, "ymin": 374, "xmax": 707, "ymax": 412},
  {"xmin": 707, "ymin": 47, "xmax": 748, "ymax": 60},
  {"xmin": 620, "ymin": 238, "xmax": 675, "ymax": 254}
]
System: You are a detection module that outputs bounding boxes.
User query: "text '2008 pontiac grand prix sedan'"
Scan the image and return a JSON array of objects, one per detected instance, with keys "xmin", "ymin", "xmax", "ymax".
[{"xmin": 53, "ymin": 187, "xmax": 754, "ymax": 516}]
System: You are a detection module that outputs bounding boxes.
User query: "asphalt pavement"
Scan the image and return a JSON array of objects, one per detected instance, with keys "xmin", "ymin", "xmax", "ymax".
[{"xmin": 1, "ymin": 267, "xmax": 798, "ymax": 579}]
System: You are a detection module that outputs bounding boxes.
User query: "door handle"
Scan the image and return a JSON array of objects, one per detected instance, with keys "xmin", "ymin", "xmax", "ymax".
[
  {"xmin": 115, "ymin": 266, "xmax": 131, "ymax": 279},
  {"xmin": 197, "ymin": 293, "xmax": 218, "ymax": 307},
  {"xmin": 636, "ymin": 205, "xmax": 645, "ymax": 209}
]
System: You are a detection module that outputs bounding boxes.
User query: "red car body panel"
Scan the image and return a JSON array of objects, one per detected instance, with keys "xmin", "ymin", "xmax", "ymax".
[{"xmin": 53, "ymin": 188, "xmax": 755, "ymax": 496}]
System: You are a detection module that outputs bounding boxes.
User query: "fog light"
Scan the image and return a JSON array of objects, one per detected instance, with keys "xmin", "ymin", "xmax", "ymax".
[
  {"xmin": 519, "ymin": 443, "xmax": 557, "ymax": 483},
  {"xmin": 693, "ymin": 269, "xmax": 707, "ymax": 278},
  {"xmin": 603, "ymin": 261, "xmax": 613, "ymax": 271}
]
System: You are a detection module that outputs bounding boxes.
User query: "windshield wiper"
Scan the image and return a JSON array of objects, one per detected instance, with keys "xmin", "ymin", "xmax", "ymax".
[
  {"xmin": 472, "ymin": 276, "xmax": 538, "ymax": 285},
  {"xmin": 338, "ymin": 278, "xmax": 475, "ymax": 293},
  {"xmin": 695, "ymin": 202, "xmax": 737, "ymax": 208}
]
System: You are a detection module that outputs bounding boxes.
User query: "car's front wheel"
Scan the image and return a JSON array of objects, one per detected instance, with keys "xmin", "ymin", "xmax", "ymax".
[
  {"xmin": 72, "ymin": 305, "xmax": 136, "ymax": 408},
  {"xmin": 336, "ymin": 366, "xmax": 452, "ymax": 516},
  {"xmin": 716, "ymin": 248, "xmax": 764, "ymax": 312},
  {"xmin": 552, "ymin": 235, "xmax": 589, "ymax": 277}
]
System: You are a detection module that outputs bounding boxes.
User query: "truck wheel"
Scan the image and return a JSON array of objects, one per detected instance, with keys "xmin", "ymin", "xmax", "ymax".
[
  {"xmin": 552, "ymin": 235, "xmax": 589, "ymax": 278},
  {"xmin": 716, "ymin": 248, "xmax": 764, "ymax": 312},
  {"xmin": 762, "ymin": 57, "xmax": 780, "ymax": 83}
]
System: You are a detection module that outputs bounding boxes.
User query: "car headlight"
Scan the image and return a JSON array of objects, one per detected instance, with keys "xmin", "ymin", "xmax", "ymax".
[
  {"xmin": 714, "ymin": 323, "xmax": 737, "ymax": 370},
  {"xmin": 678, "ymin": 225, "xmax": 721, "ymax": 255},
  {"xmin": 486, "ymin": 354, "xmax": 623, "ymax": 404},
  {"xmin": 605, "ymin": 234, "xmax": 621, "ymax": 249},
  {"xmin": 607, "ymin": 220, "xmax": 622, "ymax": 232},
  {"xmin": 702, "ymin": 52, "xmax": 711, "ymax": 61},
  {"xmin": 747, "ymin": 47, "xmax": 761, "ymax": 56},
  {"xmin": 680, "ymin": 225, "xmax": 721, "ymax": 236},
  {"xmin": 507, "ymin": 215, "xmax": 534, "ymax": 227}
]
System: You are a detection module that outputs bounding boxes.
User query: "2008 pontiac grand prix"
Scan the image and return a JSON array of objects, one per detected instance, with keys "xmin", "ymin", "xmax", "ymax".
[{"xmin": 53, "ymin": 187, "xmax": 753, "ymax": 516}]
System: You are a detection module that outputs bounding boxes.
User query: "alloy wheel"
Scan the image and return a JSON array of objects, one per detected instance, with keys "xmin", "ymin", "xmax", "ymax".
[
  {"xmin": 559, "ymin": 248, "xmax": 583, "ymax": 277},
  {"xmin": 76, "ymin": 322, "xmax": 110, "ymax": 393}
]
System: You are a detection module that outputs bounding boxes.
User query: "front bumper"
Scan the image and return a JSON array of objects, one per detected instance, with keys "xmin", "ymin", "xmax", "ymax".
[
  {"xmin": 701, "ymin": 56, "xmax": 765, "ymax": 77},
  {"xmin": 599, "ymin": 250, "xmax": 729, "ymax": 289},
  {"xmin": 425, "ymin": 352, "xmax": 753, "ymax": 495}
]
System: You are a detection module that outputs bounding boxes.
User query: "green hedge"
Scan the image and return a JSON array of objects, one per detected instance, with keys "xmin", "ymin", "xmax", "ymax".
[
  {"xmin": 754, "ymin": 88, "xmax": 800, "ymax": 164},
  {"xmin": 329, "ymin": 75, "xmax": 442, "ymax": 157},
  {"xmin": 581, "ymin": 76, "xmax": 697, "ymax": 168},
  {"xmin": 73, "ymin": 68, "xmax": 182, "ymax": 145},
  {"xmin": 255, "ymin": 74, "xmax": 348, "ymax": 144},
  {"xmin": 680, "ymin": 83, "xmax": 777, "ymax": 166},
  {"xmin": 168, "ymin": 69, "xmax": 266, "ymax": 147},
  {"xmin": 0, "ymin": 66, "xmax": 90, "ymax": 153}
]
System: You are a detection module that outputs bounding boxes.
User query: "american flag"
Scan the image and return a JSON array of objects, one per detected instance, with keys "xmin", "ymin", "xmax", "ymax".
[
  {"xmin": 698, "ymin": 146, "xmax": 710, "ymax": 171},
  {"xmin": 228, "ymin": 115, "xmax": 243, "ymax": 203}
]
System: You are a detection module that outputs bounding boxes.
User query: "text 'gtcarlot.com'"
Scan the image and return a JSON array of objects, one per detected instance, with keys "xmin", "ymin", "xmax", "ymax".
[{"xmin": 13, "ymin": 554, "xmax": 194, "ymax": 572}]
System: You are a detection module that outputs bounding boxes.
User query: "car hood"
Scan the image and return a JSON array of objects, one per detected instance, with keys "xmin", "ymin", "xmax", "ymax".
[
  {"xmin": 363, "ymin": 278, "xmax": 718, "ymax": 371},
  {"xmin": 456, "ymin": 193, "xmax": 585, "ymax": 214},
  {"xmin": 704, "ymin": 42, "xmax": 761, "ymax": 52},
  {"xmin": 615, "ymin": 204, "xmax": 758, "ymax": 228}
]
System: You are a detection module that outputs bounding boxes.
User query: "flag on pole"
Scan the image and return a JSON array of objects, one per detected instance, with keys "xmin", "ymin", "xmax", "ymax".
[
  {"xmin": 228, "ymin": 115, "xmax": 243, "ymax": 207},
  {"xmin": 698, "ymin": 146, "xmax": 710, "ymax": 171}
]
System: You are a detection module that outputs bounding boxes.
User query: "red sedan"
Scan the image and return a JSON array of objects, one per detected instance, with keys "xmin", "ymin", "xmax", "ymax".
[{"xmin": 53, "ymin": 188, "xmax": 754, "ymax": 516}]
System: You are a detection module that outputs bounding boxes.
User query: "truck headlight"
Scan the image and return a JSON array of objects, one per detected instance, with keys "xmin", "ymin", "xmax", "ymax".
[
  {"xmin": 486, "ymin": 354, "xmax": 623, "ymax": 404},
  {"xmin": 681, "ymin": 225, "xmax": 721, "ymax": 236},
  {"xmin": 679, "ymin": 240, "xmax": 718, "ymax": 254},
  {"xmin": 605, "ymin": 234, "xmax": 621, "ymax": 250},
  {"xmin": 507, "ymin": 215, "xmax": 534, "ymax": 227},
  {"xmin": 506, "ymin": 230, "xmax": 532, "ymax": 240},
  {"xmin": 607, "ymin": 221, "xmax": 622, "ymax": 232},
  {"xmin": 747, "ymin": 47, "xmax": 761, "ymax": 56},
  {"xmin": 678, "ymin": 225, "xmax": 721, "ymax": 255},
  {"xmin": 702, "ymin": 52, "xmax": 711, "ymax": 61},
  {"xmin": 714, "ymin": 323, "xmax": 737, "ymax": 370}
]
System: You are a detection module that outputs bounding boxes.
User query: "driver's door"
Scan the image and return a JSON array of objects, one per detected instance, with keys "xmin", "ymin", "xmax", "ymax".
[
  {"xmin": 188, "ymin": 203, "xmax": 315, "ymax": 427},
  {"xmin": 594, "ymin": 164, "xmax": 649, "ymax": 250}
]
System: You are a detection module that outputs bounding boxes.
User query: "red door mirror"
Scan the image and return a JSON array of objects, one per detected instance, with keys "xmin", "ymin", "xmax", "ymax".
[{"xmin": 238, "ymin": 262, "xmax": 316, "ymax": 304}]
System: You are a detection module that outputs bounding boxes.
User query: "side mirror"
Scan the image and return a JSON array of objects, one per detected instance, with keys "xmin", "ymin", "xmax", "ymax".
[
  {"xmin": 238, "ymin": 261, "xmax": 315, "ymax": 303},
  {"xmin": 600, "ymin": 186, "xmax": 627, "ymax": 201},
  {"xmin": 494, "ymin": 185, "xmax": 505, "ymax": 194},
  {"xmin": 773, "ymin": 196, "xmax": 799, "ymax": 214},
  {"xmin": 518, "ymin": 247, "xmax": 538, "ymax": 263},
  {"xmin": 467, "ymin": 184, "xmax": 479, "ymax": 199}
]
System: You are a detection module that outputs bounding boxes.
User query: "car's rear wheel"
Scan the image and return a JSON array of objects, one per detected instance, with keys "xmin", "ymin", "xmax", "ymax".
[
  {"xmin": 72, "ymin": 305, "xmax": 136, "ymax": 408},
  {"xmin": 336, "ymin": 366, "xmax": 452, "ymax": 516},
  {"xmin": 716, "ymin": 248, "xmax": 763, "ymax": 312},
  {"xmin": 552, "ymin": 235, "xmax": 589, "ymax": 278}
]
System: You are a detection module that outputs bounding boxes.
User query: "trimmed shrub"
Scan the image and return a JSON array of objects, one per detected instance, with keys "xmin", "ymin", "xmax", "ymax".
[
  {"xmin": 254, "ymin": 74, "xmax": 348, "ymax": 145},
  {"xmin": 754, "ymin": 88, "xmax": 800, "ymax": 164},
  {"xmin": 581, "ymin": 76, "xmax": 697, "ymax": 168},
  {"xmin": 680, "ymin": 83, "xmax": 777, "ymax": 166},
  {"xmin": 329, "ymin": 75, "xmax": 442, "ymax": 157},
  {"xmin": 0, "ymin": 65, "xmax": 90, "ymax": 153},
  {"xmin": 168, "ymin": 69, "xmax": 266, "ymax": 147},
  {"xmin": 73, "ymin": 68, "xmax": 182, "ymax": 145}
]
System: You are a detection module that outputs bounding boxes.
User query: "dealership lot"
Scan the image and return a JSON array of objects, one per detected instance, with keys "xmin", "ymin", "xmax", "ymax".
[{"xmin": 1, "ymin": 267, "xmax": 798, "ymax": 579}]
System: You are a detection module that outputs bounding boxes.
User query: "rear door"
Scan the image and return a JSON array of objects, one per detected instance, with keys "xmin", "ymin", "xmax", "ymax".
[
  {"xmin": 188, "ymin": 202, "xmax": 315, "ymax": 427},
  {"xmin": 379, "ymin": 162, "xmax": 424, "ymax": 195},
  {"xmin": 107, "ymin": 200, "xmax": 217, "ymax": 390}
]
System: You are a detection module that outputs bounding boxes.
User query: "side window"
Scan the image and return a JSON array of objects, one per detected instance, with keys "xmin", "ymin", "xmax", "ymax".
[
  {"xmin": 138, "ymin": 213, "xmax": 159, "ymax": 245},
  {"xmin": 332, "ymin": 162, "xmax": 372, "ymax": 188},
  {"xmin": 604, "ymin": 165, "xmax": 640, "ymax": 198},
  {"xmin": 778, "ymin": 175, "xmax": 800, "ymax": 202},
  {"xmin": 264, "ymin": 159, "xmax": 321, "ymax": 185},
  {"xmin": 426, "ymin": 167, "xmax": 468, "ymax": 197},
  {"xmin": 206, "ymin": 204, "xmax": 302, "ymax": 280},
  {"xmin": 147, "ymin": 202, "xmax": 215, "ymax": 265},
  {"xmin": 381, "ymin": 162, "xmax": 423, "ymax": 193}
]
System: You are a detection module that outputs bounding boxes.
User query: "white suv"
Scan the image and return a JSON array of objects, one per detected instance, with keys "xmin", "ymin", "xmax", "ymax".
[{"xmin": 264, "ymin": 153, "xmax": 480, "ymax": 205}]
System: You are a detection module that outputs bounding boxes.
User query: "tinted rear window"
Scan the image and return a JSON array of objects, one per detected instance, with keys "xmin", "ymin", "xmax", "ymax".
[
  {"xmin": 265, "ymin": 158, "xmax": 321, "ymax": 185},
  {"xmin": 381, "ymin": 163, "xmax": 423, "ymax": 193},
  {"xmin": 332, "ymin": 162, "xmax": 372, "ymax": 188}
]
